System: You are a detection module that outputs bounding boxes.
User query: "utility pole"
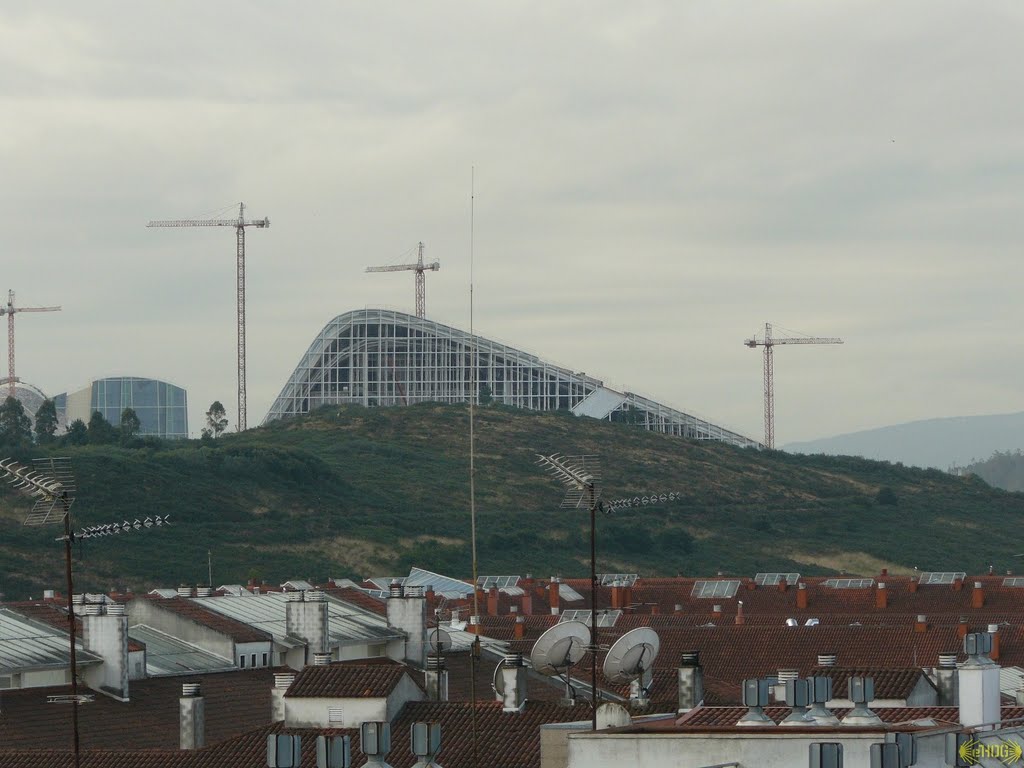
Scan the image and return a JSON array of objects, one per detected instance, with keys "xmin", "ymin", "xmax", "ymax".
[{"xmin": 148, "ymin": 203, "xmax": 269, "ymax": 431}]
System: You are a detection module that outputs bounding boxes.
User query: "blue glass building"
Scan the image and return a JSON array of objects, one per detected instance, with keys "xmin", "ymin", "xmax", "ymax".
[{"xmin": 55, "ymin": 377, "xmax": 188, "ymax": 439}]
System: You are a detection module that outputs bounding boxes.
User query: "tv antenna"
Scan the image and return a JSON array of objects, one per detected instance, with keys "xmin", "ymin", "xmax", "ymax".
[
  {"xmin": 535, "ymin": 453, "xmax": 603, "ymax": 730},
  {"xmin": 528, "ymin": 620, "xmax": 590, "ymax": 706},
  {"xmin": 603, "ymin": 627, "xmax": 660, "ymax": 706},
  {"xmin": 0, "ymin": 457, "xmax": 86, "ymax": 767}
]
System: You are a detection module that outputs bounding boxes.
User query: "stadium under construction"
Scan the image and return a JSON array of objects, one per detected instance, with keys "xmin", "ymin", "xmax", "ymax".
[{"xmin": 265, "ymin": 309, "xmax": 758, "ymax": 448}]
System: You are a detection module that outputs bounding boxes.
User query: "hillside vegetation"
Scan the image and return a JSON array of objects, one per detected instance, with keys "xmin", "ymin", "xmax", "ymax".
[
  {"xmin": 960, "ymin": 450, "xmax": 1024, "ymax": 493},
  {"xmin": 1, "ymin": 404, "xmax": 1021, "ymax": 600}
]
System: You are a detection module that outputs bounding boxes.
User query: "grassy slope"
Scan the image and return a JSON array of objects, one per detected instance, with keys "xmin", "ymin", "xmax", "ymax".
[{"xmin": 1, "ymin": 403, "xmax": 1020, "ymax": 599}]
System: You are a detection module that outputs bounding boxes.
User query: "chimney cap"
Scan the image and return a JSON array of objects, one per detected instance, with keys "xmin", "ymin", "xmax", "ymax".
[{"xmin": 680, "ymin": 650, "xmax": 700, "ymax": 667}]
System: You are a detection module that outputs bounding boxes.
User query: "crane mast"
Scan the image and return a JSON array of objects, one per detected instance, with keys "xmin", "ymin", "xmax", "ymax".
[
  {"xmin": 366, "ymin": 241, "xmax": 440, "ymax": 319},
  {"xmin": 147, "ymin": 203, "xmax": 269, "ymax": 431},
  {"xmin": 0, "ymin": 290, "xmax": 61, "ymax": 398},
  {"xmin": 744, "ymin": 322, "xmax": 843, "ymax": 449}
]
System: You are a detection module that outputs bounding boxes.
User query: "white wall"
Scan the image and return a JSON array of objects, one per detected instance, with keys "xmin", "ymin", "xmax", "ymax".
[
  {"xmin": 128, "ymin": 599, "xmax": 234, "ymax": 660},
  {"xmin": 284, "ymin": 695, "xmax": 387, "ymax": 728},
  {"xmin": 236, "ymin": 641, "xmax": 273, "ymax": 669}
]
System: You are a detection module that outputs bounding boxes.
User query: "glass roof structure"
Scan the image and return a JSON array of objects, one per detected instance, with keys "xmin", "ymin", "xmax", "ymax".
[
  {"xmin": 129, "ymin": 624, "xmax": 235, "ymax": 676},
  {"xmin": 0, "ymin": 608, "xmax": 100, "ymax": 673},
  {"xmin": 691, "ymin": 580, "xmax": 741, "ymax": 599},
  {"xmin": 263, "ymin": 309, "xmax": 759, "ymax": 448},
  {"xmin": 918, "ymin": 572, "xmax": 967, "ymax": 585},
  {"xmin": 823, "ymin": 578, "xmax": 876, "ymax": 589}
]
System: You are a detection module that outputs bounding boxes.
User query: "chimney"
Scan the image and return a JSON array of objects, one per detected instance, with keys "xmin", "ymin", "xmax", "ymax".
[
  {"xmin": 953, "ymin": 576, "xmax": 964, "ymax": 591},
  {"xmin": 195, "ymin": 585, "xmax": 213, "ymax": 598},
  {"xmin": 796, "ymin": 583, "xmax": 808, "ymax": 609},
  {"xmin": 959, "ymin": 632, "xmax": 1000, "ymax": 729},
  {"xmin": 82, "ymin": 603, "xmax": 129, "ymax": 701},
  {"xmin": 271, "ymin": 673, "xmax": 294, "ymax": 721},
  {"xmin": 387, "ymin": 585, "xmax": 426, "ymax": 668},
  {"xmin": 915, "ymin": 614, "xmax": 928, "ymax": 633},
  {"xmin": 711, "ymin": 604, "xmax": 722, "ymax": 620},
  {"xmin": 520, "ymin": 588, "xmax": 533, "ymax": 616},
  {"xmin": 933, "ymin": 653, "xmax": 959, "ymax": 706},
  {"xmin": 286, "ymin": 590, "xmax": 330, "ymax": 668},
  {"xmin": 841, "ymin": 677, "xmax": 882, "ymax": 726},
  {"xmin": 410, "ymin": 722, "xmax": 443, "ymax": 768},
  {"xmin": 737, "ymin": 679, "xmax": 774, "ymax": 726},
  {"xmin": 487, "ymin": 587, "xmax": 499, "ymax": 617},
  {"xmin": 734, "ymin": 600, "xmax": 745, "ymax": 625},
  {"xmin": 909, "ymin": 578, "xmax": 918, "ymax": 593},
  {"xmin": 957, "ymin": 616, "xmax": 969, "ymax": 639},
  {"xmin": 424, "ymin": 586, "xmax": 436, "ymax": 614},
  {"xmin": 424, "ymin": 654, "xmax": 448, "ymax": 702},
  {"xmin": 177, "ymin": 585, "xmax": 192, "ymax": 598},
  {"xmin": 875, "ymin": 582, "xmax": 888, "ymax": 609},
  {"xmin": 500, "ymin": 653, "xmax": 528, "ymax": 712},
  {"xmin": 610, "ymin": 581, "xmax": 622, "ymax": 609},
  {"xmin": 360, "ymin": 721, "xmax": 393, "ymax": 768},
  {"xmin": 988, "ymin": 624, "xmax": 1000, "ymax": 662},
  {"xmin": 777, "ymin": 579, "xmax": 788, "ymax": 593},
  {"xmin": 514, "ymin": 615, "xmax": 525, "ymax": 640},
  {"xmin": 677, "ymin": 651, "xmax": 704, "ymax": 711},
  {"xmin": 179, "ymin": 683, "xmax": 205, "ymax": 750},
  {"xmin": 549, "ymin": 578, "xmax": 560, "ymax": 616},
  {"xmin": 972, "ymin": 581, "xmax": 984, "ymax": 609}
]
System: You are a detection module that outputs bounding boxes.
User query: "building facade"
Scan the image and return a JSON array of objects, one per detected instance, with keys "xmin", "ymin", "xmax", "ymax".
[
  {"xmin": 264, "ymin": 309, "xmax": 759, "ymax": 447},
  {"xmin": 55, "ymin": 376, "xmax": 188, "ymax": 438}
]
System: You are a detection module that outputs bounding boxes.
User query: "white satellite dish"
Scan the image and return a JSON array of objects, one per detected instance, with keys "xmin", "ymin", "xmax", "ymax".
[
  {"xmin": 602, "ymin": 627, "xmax": 660, "ymax": 685},
  {"xmin": 530, "ymin": 621, "xmax": 589, "ymax": 675},
  {"xmin": 428, "ymin": 627, "xmax": 453, "ymax": 655}
]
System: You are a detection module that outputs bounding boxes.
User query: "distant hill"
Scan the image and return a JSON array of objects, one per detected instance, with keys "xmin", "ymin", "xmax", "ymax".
[
  {"xmin": 785, "ymin": 411, "xmax": 1024, "ymax": 470},
  {"xmin": 959, "ymin": 451, "xmax": 1024, "ymax": 493},
  {"xmin": 2, "ymin": 403, "xmax": 1023, "ymax": 600}
]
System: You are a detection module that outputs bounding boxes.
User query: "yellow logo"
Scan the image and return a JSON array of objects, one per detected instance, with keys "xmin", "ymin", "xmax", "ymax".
[{"xmin": 959, "ymin": 737, "xmax": 1023, "ymax": 766}]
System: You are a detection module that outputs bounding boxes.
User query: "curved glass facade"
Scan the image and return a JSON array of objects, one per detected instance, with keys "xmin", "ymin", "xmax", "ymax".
[
  {"xmin": 264, "ymin": 309, "xmax": 759, "ymax": 448},
  {"xmin": 57, "ymin": 377, "xmax": 188, "ymax": 439}
]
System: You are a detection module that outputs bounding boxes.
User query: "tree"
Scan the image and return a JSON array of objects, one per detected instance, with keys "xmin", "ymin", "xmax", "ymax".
[
  {"xmin": 206, "ymin": 401, "xmax": 228, "ymax": 438},
  {"xmin": 120, "ymin": 408, "xmax": 141, "ymax": 443},
  {"xmin": 0, "ymin": 396, "xmax": 33, "ymax": 449},
  {"xmin": 34, "ymin": 399, "xmax": 59, "ymax": 445},
  {"xmin": 64, "ymin": 418, "xmax": 88, "ymax": 446},
  {"xmin": 87, "ymin": 411, "xmax": 118, "ymax": 445},
  {"xmin": 478, "ymin": 384, "xmax": 493, "ymax": 406}
]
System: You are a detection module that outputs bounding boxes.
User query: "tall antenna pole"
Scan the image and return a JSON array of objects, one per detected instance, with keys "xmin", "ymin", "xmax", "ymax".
[
  {"xmin": 763, "ymin": 323, "xmax": 773, "ymax": 450},
  {"xmin": 468, "ymin": 166, "xmax": 480, "ymax": 768},
  {"xmin": 236, "ymin": 203, "xmax": 247, "ymax": 430}
]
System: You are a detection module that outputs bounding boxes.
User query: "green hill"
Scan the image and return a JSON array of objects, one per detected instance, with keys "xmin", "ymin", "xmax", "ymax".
[{"xmin": 1, "ymin": 403, "xmax": 1020, "ymax": 600}]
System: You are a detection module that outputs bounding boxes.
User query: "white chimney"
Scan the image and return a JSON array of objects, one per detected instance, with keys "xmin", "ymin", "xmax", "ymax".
[
  {"xmin": 500, "ymin": 653, "xmax": 528, "ymax": 712},
  {"xmin": 933, "ymin": 652, "xmax": 960, "ymax": 706},
  {"xmin": 677, "ymin": 651, "xmax": 704, "ymax": 712},
  {"xmin": 959, "ymin": 632, "xmax": 1000, "ymax": 729},
  {"xmin": 386, "ymin": 586, "xmax": 426, "ymax": 668},
  {"xmin": 179, "ymin": 683, "xmax": 205, "ymax": 750},
  {"xmin": 270, "ymin": 673, "xmax": 294, "ymax": 722},
  {"xmin": 425, "ymin": 654, "xmax": 448, "ymax": 702},
  {"xmin": 82, "ymin": 603, "xmax": 129, "ymax": 701},
  {"xmin": 285, "ymin": 590, "xmax": 330, "ymax": 667}
]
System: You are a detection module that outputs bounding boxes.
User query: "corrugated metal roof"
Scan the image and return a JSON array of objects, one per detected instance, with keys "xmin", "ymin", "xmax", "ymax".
[
  {"xmin": 192, "ymin": 593, "xmax": 404, "ymax": 647},
  {"xmin": 0, "ymin": 608, "xmax": 100, "ymax": 673},
  {"xmin": 129, "ymin": 624, "xmax": 235, "ymax": 676},
  {"xmin": 405, "ymin": 567, "xmax": 473, "ymax": 599}
]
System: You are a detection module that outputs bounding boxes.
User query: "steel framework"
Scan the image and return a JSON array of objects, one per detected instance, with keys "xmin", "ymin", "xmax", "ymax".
[
  {"xmin": 0, "ymin": 290, "xmax": 61, "ymax": 398},
  {"xmin": 265, "ymin": 309, "xmax": 759, "ymax": 447}
]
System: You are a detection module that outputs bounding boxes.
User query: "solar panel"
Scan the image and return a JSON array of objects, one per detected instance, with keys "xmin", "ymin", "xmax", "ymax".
[
  {"xmin": 1005, "ymin": 577, "xmax": 1024, "ymax": 588},
  {"xmin": 599, "ymin": 573, "xmax": 638, "ymax": 587},
  {"xmin": 754, "ymin": 572, "xmax": 800, "ymax": 586},
  {"xmin": 558, "ymin": 584, "xmax": 585, "ymax": 602},
  {"xmin": 918, "ymin": 572, "xmax": 966, "ymax": 585},
  {"xmin": 823, "ymin": 578, "xmax": 875, "ymax": 589},
  {"xmin": 477, "ymin": 576, "xmax": 520, "ymax": 589},
  {"xmin": 691, "ymin": 580, "xmax": 741, "ymax": 599},
  {"xmin": 558, "ymin": 609, "xmax": 622, "ymax": 627}
]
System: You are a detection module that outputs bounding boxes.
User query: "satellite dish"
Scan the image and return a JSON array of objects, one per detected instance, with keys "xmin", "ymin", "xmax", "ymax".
[
  {"xmin": 492, "ymin": 662, "xmax": 505, "ymax": 697},
  {"xmin": 429, "ymin": 627, "xmax": 453, "ymax": 655},
  {"xmin": 602, "ymin": 627, "xmax": 660, "ymax": 685},
  {"xmin": 530, "ymin": 621, "xmax": 589, "ymax": 675}
]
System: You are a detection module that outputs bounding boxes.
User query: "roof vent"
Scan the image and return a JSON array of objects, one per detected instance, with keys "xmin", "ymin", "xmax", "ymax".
[
  {"xmin": 780, "ymin": 678, "xmax": 813, "ymax": 726},
  {"xmin": 274, "ymin": 673, "xmax": 296, "ymax": 690},
  {"xmin": 712, "ymin": 604, "xmax": 722, "ymax": 614},
  {"xmin": 312, "ymin": 652, "xmax": 332, "ymax": 666},
  {"xmin": 177, "ymin": 585, "xmax": 192, "ymax": 598},
  {"xmin": 841, "ymin": 676, "xmax": 882, "ymax": 726},
  {"xmin": 817, "ymin": 653, "xmax": 837, "ymax": 667},
  {"xmin": 105, "ymin": 604, "xmax": 125, "ymax": 617},
  {"xmin": 504, "ymin": 652, "xmax": 524, "ymax": 668},
  {"xmin": 361, "ymin": 721, "xmax": 392, "ymax": 756},
  {"xmin": 737, "ymin": 679, "xmax": 774, "ymax": 726},
  {"xmin": 988, "ymin": 623, "xmax": 1000, "ymax": 633},
  {"xmin": 195, "ymin": 586, "xmax": 213, "ymax": 598},
  {"xmin": 680, "ymin": 651, "xmax": 700, "ymax": 667},
  {"xmin": 778, "ymin": 668, "xmax": 799, "ymax": 683},
  {"xmin": 938, "ymin": 653, "xmax": 958, "ymax": 668},
  {"xmin": 411, "ymin": 722, "xmax": 442, "ymax": 761},
  {"xmin": 964, "ymin": 631, "xmax": 994, "ymax": 665},
  {"xmin": 72, "ymin": 594, "xmax": 85, "ymax": 605},
  {"xmin": 181, "ymin": 683, "xmax": 201, "ymax": 697},
  {"xmin": 807, "ymin": 676, "xmax": 838, "ymax": 725},
  {"xmin": 286, "ymin": 591, "xmax": 304, "ymax": 602},
  {"xmin": 306, "ymin": 590, "xmax": 326, "ymax": 602},
  {"xmin": 406, "ymin": 586, "xmax": 424, "ymax": 598},
  {"xmin": 82, "ymin": 603, "xmax": 103, "ymax": 616},
  {"xmin": 389, "ymin": 581, "xmax": 404, "ymax": 598}
]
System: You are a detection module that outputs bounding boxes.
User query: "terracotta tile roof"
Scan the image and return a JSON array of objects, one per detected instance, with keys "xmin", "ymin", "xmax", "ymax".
[
  {"xmin": 809, "ymin": 667, "xmax": 935, "ymax": 700},
  {"xmin": 324, "ymin": 586, "xmax": 387, "ymax": 616},
  {"xmin": 0, "ymin": 668, "xmax": 273, "ymax": 750},
  {"xmin": 676, "ymin": 705, "xmax": 1024, "ymax": 728},
  {"xmin": 137, "ymin": 596, "xmax": 273, "ymax": 644},
  {"xmin": 285, "ymin": 658, "xmax": 419, "ymax": 698}
]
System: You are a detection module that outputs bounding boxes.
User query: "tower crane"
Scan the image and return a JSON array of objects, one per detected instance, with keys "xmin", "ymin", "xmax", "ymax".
[
  {"xmin": 366, "ymin": 242, "xmax": 439, "ymax": 319},
  {"xmin": 147, "ymin": 203, "xmax": 269, "ymax": 431},
  {"xmin": 0, "ymin": 290, "xmax": 61, "ymax": 398},
  {"xmin": 744, "ymin": 323, "xmax": 843, "ymax": 449}
]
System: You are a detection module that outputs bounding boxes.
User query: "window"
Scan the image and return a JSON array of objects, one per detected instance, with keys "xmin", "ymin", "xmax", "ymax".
[
  {"xmin": 239, "ymin": 655, "xmax": 246, "ymax": 668},
  {"xmin": 251, "ymin": 653, "xmax": 257, "ymax": 668},
  {"xmin": 262, "ymin": 653, "xmax": 269, "ymax": 667}
]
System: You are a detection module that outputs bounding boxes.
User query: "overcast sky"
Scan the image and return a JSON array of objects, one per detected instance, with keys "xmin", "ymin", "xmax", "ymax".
[{"xmin": 2, "ymin": 2, "xmax": 1022, "ymax": 444}]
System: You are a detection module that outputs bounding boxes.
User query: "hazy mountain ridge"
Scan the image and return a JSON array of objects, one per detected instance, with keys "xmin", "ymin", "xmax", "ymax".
[{"xmin": 784, "ymin": 411, "xmax": 1024, "ymax": 470}]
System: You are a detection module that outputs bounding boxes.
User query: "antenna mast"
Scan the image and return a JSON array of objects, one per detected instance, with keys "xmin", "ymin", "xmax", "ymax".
[{"xmin": 468, "ymin": 166, "xmax": 480, "ymax": 768}]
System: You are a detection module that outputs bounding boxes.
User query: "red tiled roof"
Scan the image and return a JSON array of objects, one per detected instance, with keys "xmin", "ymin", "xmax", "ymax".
[
  {"xmin": 0, "ymin": 668, "xmax": 274, "ymax": 751},
  {"xmin": 285, "ymin": 659, "xmax": 419, "ymax": 698},
  {"xmin": 809, "ymin": 667, "xmax": 935, "ymax": 700},
  {"xmin": 677, "ymin": 705, "xmax": 1024, "ymax": 728},
  {"xmin": 324, "ymin": 586, "xmax": 387, "ymax": 617},
  {"xmin": 137, "ymin": 596, "xmax": 272, "ymax": 643}
]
